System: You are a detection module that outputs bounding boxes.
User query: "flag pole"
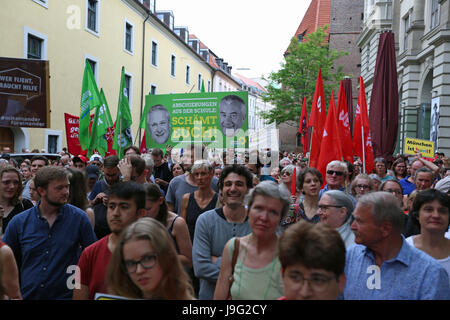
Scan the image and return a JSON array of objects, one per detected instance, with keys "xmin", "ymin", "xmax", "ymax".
[
  {"xmin": 361, "ymin": 125, "xmax": 366, "ymax": 174},
  {"xmin": 119, "ymin": 118, "xmax": 123, "ymax": 158},
  {"xmin": 307, "ymin": 126, "xmax": 314, "ymax": 167}
]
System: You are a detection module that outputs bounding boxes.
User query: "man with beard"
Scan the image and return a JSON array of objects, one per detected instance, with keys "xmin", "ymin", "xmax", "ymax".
[
  {"xmin": 3, "ymin": 166, "xmax": 97, "ymax": 299},
  {"xmin": 73, "ymin": 182, "xmax": 145, "ymax": 300},
  {"xmin": 192, "ymin": 164, "xmax": 253, "ymax": 299}
]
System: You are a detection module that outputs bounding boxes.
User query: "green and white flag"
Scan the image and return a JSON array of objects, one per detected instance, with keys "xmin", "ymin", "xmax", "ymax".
[
  {"xmin": 87, "ymin": 89, "xmax": 113, "ymax": 157},
  {"xmin": 79, "ymin": 60, "xmax": 101, "ymax": 150},
  {"xmin": 112, "ymin": 67, "xmax": 133, "ymax": 158}
]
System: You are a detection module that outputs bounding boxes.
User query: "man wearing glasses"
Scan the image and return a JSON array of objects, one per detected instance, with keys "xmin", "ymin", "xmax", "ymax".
[
  {"xmin": 319, "ymin": 161, "xmax": 355, "ymax": 205},
  {"xmin": 278, "ymin": 221, "xmax": 346, "ymax": 300},
  {"xmin": 317, "ymin": 190, "xmax": 355, "ymax": 248},
  {"xmin": 73, "ymin": 182, "xmax": 146, "ymax": 300}
]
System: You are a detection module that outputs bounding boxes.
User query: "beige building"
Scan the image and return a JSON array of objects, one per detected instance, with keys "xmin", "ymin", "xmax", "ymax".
[{"xmin": 0, "ymin": 0, "xmax": 215, "ymax": 153}]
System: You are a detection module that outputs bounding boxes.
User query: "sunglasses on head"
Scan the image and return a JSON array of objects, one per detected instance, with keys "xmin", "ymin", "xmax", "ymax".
[{"xmin": 327, "ymin": 170, "xmax": 344, "ymax": 176}]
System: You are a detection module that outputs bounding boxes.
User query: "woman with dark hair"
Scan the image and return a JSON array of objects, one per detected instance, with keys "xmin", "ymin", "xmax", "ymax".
[
  {"xmin": 281, "ymin": 167, "xmax": 322, "ymax": 228},
  {"xmin": 170, "ymin": 162, "xmax": 185, "ymax": 177},
  {"xmin": 66, "ymin": 168, "xmax": 94, "ymax": 226},
  {"xmin": 391, "ymin": 158, "xmax": 407, "ymax": 181},
  {"xmin": 406, "ymin": 189, "xmax": 450, "ymax": 283},
  {"xmin": 0, "ymin": 166, "xmax": 33, "ymax": 233},
  {"xmin": 144, "ymin": 183, "xmax": 192, "ymax": 268},
  {"xmin": 106, "ymin": 217, "xmax": 195, "ymax": 299}
]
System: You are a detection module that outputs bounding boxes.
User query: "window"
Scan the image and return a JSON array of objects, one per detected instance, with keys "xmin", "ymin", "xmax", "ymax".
[
  {"xmin": 431, "ymin": 0, "xmax": 439, "ymax": 29},
  {"xmin": 87, "ymin": 59, "xmax": 96, "ymax": 77},
  {"xmin": 45, "ymin": 130, "xmax": 62, "ymax": 154},
  {"xmin": 208, "ymin": 80, "xmax": 211, "ymax": 92},
  {"xmin": 186, "ymin": 65, "xmax": 190, "ymax": 84},
  {"xmin": 198, "ymin": 74, "xmax": 202, "ymax": 91},
  {"xmin": 403, "ymin": 14, "xmax": 410, "ymax": 51},
  {"xmin": 33, "ymin": 0, "xmax": 49, "ymax": 8},
  {"xmin": 27, "ymin": 35, "xmax": 43, "ymax": 59},
  {"xmin": 150, "ymin": 84, "xmax": 157, "ymax": 95},
  {"xmin": 151, "ymin": 40, "xmax": 158, "ymax": 66},
  {"xmin": 170, "ymin": 55, "xmax": 176, "ymax": 77},
  {"xmin": 86, "ymin": 0, "xmax": 99, "ymax": 35},
  {"xmin": 48, "ymin": 135, "xmax": 58, "ymax": 153},
  {"xmin": 124, "ymin": 21, "xmax": 134, "ymax": 53},
  {"xmin": 141, "ymin": 0, "xmax": 155, "ymax": 13},
  {"xmin": 24, "ymin": 27, "xmax": 47, "ymax": 60},
  {"xmin": 124, "ymin": 74, "xmax": 131, "ymax": 100}
]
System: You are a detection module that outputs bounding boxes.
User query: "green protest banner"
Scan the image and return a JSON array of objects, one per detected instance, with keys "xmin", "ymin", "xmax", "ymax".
[{"xmin": 140, "ymin": 92, "xmax": 249, "ymax": 150}]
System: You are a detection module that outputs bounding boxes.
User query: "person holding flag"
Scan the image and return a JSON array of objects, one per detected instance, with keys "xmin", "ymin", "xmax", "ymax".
[
  {"xmin": 298, "ymin": 97, "xmax": 309, "ymax": 157},
  {"xmin": 353, "ymin": 77, "xmax": 374, "ymax": 174},
  {"xmin": 79, "ymin": 60, "xmax": 102, "ymax": 151},
  {"xmin": 113, "ymin": 67, "xmax": 133, "ymax": 159}
]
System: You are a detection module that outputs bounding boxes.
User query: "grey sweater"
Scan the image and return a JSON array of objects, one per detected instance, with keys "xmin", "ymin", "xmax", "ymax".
[{"xmin": 192, "ymin": 208, "xmax": 252, "ymax": 300}]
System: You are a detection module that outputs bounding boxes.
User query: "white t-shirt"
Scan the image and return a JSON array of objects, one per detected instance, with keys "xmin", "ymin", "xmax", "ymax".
[{"xmin": 405, "ymin": 235, "xmax": 450, "ymax": 285}]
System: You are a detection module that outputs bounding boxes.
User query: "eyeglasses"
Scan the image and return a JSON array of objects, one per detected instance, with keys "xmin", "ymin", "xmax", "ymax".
[
  {"xmin": 123, "ymin": 254, "xmax": 157, "ymax": 273},
  {"xmin": 326, "ymin": 170, "xmax": 344, "ymax": 176},
  {"xmin": 384, "ymin": 189, "xmax": 402, "ymax": 195},
  {"xmin": 318, "ymin": 205, "xmax": 343, "ymax": 211},
  {"xmin": 281, "ymin": 171, "xmax": 291, "ymax": 176},
  {"xmin": 356, "ymin": 184, "xmax": 370, "ymax": 190},
  {"xmin": 287, "ymin": 272, "xmax": 337, "ymax": 292}
]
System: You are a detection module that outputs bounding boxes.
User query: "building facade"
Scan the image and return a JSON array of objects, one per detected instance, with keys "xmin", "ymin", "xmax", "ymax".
[
  {"xmin": 0, "ymin": 0, "xmax": 216, "ymax": 153},
  {"xmin": 358, "ymin": 0, "xmax": 450, "ymax": 156}
]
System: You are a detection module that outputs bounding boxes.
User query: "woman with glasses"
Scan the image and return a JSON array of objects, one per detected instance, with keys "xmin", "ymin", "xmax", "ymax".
[
  {"xmin": 380, "ymin": 180, "xmax": 404, "ymax": 210},
  {"xmin": 391, "ymin": 158, "xmax": 408, "ymax": 181},
  {"xmin": 106, "ymin": 217, "xmax": 195, "ymax": 300},
  {"xmin": 317, "ymin": 190, "xmax": 355, "ymax": 248},
  {"xmin": 279, "ymin": 165, "xmax": 301, "ymax": 204},
  {"xmin": 0, "ymin": 166, "xmax": 33, "ymax": 234},
  {"xmin": 214, "ymin": 181, "xmax": 290, "ymax": 300},
  {"xmin": 278, "ymin": 221, "xmax": 346, "ymax": 300},
  {"xmin": 406, "ymin": 189, "xmax": 450, "ymax": 284},
  {"xmin": 374, "ymin": 157, "xmax": 395, "ymax": 182},
  {"xmin": 350, "ymin": 174, "xmax": 374, "ymax": 199},
  {"xmin": 143, "ymin": 183, "xmax": 192, "ymax": 268}
]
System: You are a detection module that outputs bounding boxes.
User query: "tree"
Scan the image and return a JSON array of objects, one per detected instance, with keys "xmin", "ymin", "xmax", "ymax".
[{"xmin": 262, "ymin": 25, "xmax": 348, "ymax": 126}]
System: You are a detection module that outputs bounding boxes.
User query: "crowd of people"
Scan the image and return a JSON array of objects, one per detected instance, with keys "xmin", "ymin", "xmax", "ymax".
[{"xmin": 0, "ymin": 144, "xmax": 449, "ymax": 300}]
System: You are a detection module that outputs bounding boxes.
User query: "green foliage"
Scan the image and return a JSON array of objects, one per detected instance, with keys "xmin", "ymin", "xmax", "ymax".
[{"xmin": 262, "ymin": 25, "xmax": 348, "ymax": 125}]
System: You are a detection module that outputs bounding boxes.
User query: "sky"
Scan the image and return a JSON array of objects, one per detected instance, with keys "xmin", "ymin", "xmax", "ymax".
[{"xmin": 156, "ymin": 0, "xmax": 311, "ymax": 79}]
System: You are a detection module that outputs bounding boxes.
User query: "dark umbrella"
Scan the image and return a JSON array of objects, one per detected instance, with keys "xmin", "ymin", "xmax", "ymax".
[
  {"xmin": 342, "ymin": 77, "xmax": 354, "ymax": 134},
  {"xmin": 369, "ymin": 31, "xmax": 399, "ymax": 163}
]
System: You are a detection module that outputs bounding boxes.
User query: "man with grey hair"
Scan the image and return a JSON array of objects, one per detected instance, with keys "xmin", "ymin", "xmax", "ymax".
[
  {"xmin": 414, "ymin": 167, "xmax": 434, "ymax": 192},
  {"xmin": 147, "ymin": 104, "xmax": 171, "ymax": 145},
  {"xmin": 317, "ymin": 190, "xmax": 355, "ymax": 248},
  {"xmin": 219, "ymin": 95, "xmax": 246, "ymax": 137},
  {"xmin": 343, "ymin": 192, "xmax": 450, "ymax": 299},
  {"xmin": 319, "ymin": 160, "xmax": 355, "ymax": 204}
]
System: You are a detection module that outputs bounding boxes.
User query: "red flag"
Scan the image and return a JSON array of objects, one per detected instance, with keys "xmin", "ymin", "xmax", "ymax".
[
  {"xmin": 140, "ymin": 131, "xmax": 147, "ymax": 154},
  {"xmin": 105, "ymin": 126, "xmax": 116, "ymax": 157},
  {"xmin": 291, "ymin": 166, "xmax": 297, "ymax": 196},
  {"xmin": 353, "ymin": 77, "xmax": 374, "ymax": 174},
  {"xmin": 337, "ymin": 80, "xmax": 353, "ymax": 162},
  {"xmin": 298, "ymin": 97, "xmax": 309, "ymax": 156},
  {"xmin": 64, "ymin": 113, "xmax": 94, "ymax": 156},
  {"xmin": 308, "ymin": 68, "xmax": 327, "ymax": 168},
  {"xmin": 317, "ymin": 91, "xmax": 343, "ymax": 184}
]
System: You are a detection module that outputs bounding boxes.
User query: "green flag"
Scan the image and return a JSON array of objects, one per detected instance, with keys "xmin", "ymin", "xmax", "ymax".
[
  {"xmin": 201, "ymin": 79, "xmax": 205, "ymax": 93},
  {"xmin": 87, "ymin": 89, "xmax": 113, "ymax": 157},
  {"xmin": 79, "ymin": 60, "xmax": 102, "ymax": 150},
  {"xmin": 112, "ymin": 67, "xmax": 133, "ymax": 158}
]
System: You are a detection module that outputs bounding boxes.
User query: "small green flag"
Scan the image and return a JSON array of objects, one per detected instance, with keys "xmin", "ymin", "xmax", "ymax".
[
  {"xmin": 112, "ymin": 67, "xmax": 133, "ymax": 158},
  {"xmin": 87, "ymin": 89, "xmax": 113, "ymax": 157},
  {"xmin": 201, "ymin": 79, "xmax": 205, "ymax": 93},
  {"xmin": 79, "ymin": 60, "xmax": 102, "ymax": 150}
]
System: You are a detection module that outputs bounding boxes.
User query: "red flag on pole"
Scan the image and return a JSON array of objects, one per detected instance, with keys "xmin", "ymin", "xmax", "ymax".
[
  {"xmin": 337, "ymin": 80, "xmax": 353, "ymax": 162},
  {"xmin": 353, "ymin": 77, "xmax": 374, "ymax": 174},
  {"xmin": 317, "ymin": 91, "xmax": 343, "ymax": 184},
  {"xmin": 140, "ymin": 131, "xmax": 147, "ymax": 154},
  {"xmin": 308, "ymin": 68, "xmax": 327, "ymax": 168},
  {"xmin": 291, "ymin": 166, "xmax": 297, "ymax": 196},
  {"xmin": 298, "ymin": 97, "xmax": 309, "ymax": 157}
]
